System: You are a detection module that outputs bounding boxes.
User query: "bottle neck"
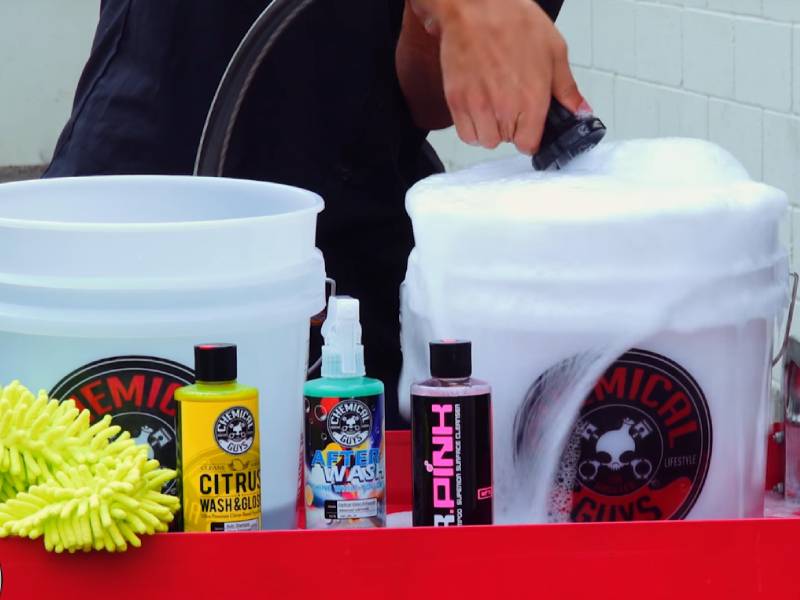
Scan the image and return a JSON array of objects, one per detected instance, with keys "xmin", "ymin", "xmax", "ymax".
[
  {"xmin": 321, "ymin": 348, "xmax": 366, "ymax": 379},
  {"xmin": 321, "ymin": 374, "xmax": 364, "ymax": 381},
  {"xmin": 434, "ymin": 375, "xmax": 471, "ymax": 384},
  {"xmin": 196, "ymin": 379, "xmax": 237, "ymax": 386}
]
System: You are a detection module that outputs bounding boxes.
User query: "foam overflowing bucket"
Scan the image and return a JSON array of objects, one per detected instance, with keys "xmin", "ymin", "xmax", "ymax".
[
  {"xmin": 400, "ymin": 139, "xmax": 789, "ymax": 523},
  {"xmin": 0, "ymin": 175, "xmax": 326, "ymax": 529}
]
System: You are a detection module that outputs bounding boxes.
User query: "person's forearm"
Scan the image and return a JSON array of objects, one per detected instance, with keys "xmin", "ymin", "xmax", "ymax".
[
  {"xmin": 409, "ymin": 0, "xmax": 471, "ymax": 34},
  {"xmin": 396, "ymin": 0, "xmax": 452, "ymax": 130},
  {"xmin": 404, "ymin": 0, "xmax": 584, "ymax": 153}
]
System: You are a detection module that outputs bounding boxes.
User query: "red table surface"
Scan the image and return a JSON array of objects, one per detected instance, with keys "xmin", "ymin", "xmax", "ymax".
[{"xmin": 0, "ymin": 431, "xmax": 797, "ymax": 599}]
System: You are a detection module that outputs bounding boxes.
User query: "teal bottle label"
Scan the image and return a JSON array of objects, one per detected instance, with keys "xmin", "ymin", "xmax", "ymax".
[{"xmin": 303, "ymin": 394, "xmax": 386, "ymax": 528}]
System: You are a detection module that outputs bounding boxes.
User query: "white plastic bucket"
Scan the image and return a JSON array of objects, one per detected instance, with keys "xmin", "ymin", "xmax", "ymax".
[
  {"xmin": 0, "ymin": 175, "xmax": 326, "ymax": 529},
  {"xmin": 400, "ymin": 139, "xmax": 789, "ymax": 523}
]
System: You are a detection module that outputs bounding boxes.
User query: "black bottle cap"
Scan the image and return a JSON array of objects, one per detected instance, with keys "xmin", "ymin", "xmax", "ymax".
[
  {"xmin": 430, "ymin": 340, "xmax": 472, "ymax": 379},
  {"xmin": 532, "ymin": 98, "xmax": 607, "ymax": 171},
  {"xmin": 194, "ymin": 343, "xmax": 237, "ymax": 382}
]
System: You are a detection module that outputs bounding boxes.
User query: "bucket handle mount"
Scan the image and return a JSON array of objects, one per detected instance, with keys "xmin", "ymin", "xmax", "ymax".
[
  {"xmin": 307, "ymin": 277, "xmax": 337, "ymax": 376},
  {"xmin": 773, "ymin": 272, "xmax": 799, "ymax": 367}
]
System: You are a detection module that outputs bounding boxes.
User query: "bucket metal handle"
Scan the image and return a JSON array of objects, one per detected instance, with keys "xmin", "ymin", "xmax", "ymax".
[
  {"xmin": 773, "ymin": 272, "xmax": 799, "ymax": 367},
  {"xmin": 192, "ymin": 1, "xmax": 333, "ymax": 378},
  {"xmin": 307, "ymin": 277, "xmax": 337, "ymax": 376},
  {"xmin": 194, "ymin": 0, "xmax": 314, "ymax": 176}
]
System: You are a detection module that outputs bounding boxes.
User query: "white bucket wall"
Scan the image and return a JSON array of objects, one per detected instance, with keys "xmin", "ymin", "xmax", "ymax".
[
  {"xmin": 401, "ymin": 292, "xmax": 774, "ymax": 520},
  {"xmin": 0, "ymin": 176, "xmax": 326, "ymax": 529},
  {"xmin": 400, "ymin": 139, "xmax": 788, "ymax": 523}
]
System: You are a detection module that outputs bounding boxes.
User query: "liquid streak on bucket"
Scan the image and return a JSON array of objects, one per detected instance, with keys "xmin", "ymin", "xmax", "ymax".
[
  {"xmin": 0, "ymin": 175, "xmax": 326, "ymax": 529},
  {"xmin": 400, "ymin": 139, "xmax": 789, "ymax": 523}
]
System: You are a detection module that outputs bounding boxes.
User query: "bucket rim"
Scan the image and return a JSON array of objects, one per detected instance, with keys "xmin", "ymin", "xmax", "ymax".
[{"xmin": 0, "ymin": 175, "xmax": 324, "ymax": 231}]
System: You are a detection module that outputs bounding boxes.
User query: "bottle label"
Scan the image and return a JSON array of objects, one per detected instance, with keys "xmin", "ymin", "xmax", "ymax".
[
  {"xmin": 324, "ymin": 498, "xmax": 378, "ymax": 520},
  {"xmin": 412, "ymin": 394, "xmax": 493, "ymax": 526},
  {"xmin": 179, "ymin": 399, "xmax": 262, "ymax": 532},
  {"xmin": 304, "ymin": 394, "xmax": 386, "ymax": 528}
]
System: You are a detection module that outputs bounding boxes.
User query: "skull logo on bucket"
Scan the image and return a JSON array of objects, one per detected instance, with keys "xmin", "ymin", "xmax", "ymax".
[{"xmin": 577, "ymin": 414, "xmax": 657, "ymax": 487}]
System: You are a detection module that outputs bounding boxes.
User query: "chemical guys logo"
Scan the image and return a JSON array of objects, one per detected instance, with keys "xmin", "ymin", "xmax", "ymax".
[
  {"xmin": 327, "ymin": 399, "xmax": 372, "ymax": 448},
  {"xmin": 214, "ymin": 406, "xmax": 256, "ymax": 455},
  {"xmin": 569, "ymin": 349, "xmax": 712, "ymax": 521},
  {"xmin": 50, "ymin": 356, "xmax": 195, "ymax": 497}
]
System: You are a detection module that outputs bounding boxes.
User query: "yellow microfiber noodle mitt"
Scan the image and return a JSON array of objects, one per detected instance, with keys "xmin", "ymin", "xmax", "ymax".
[
  {"xmin": 0, "ymin": 381, "xmax": 179, "ymax": 552},
  {"xmin": 0, "ymin": 381, "xmax": 115, "ymax": 501}
]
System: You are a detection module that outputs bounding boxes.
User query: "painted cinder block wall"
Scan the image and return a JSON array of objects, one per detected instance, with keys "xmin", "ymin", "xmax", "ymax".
[
  {"xmin": 432, "ymin": 0, "xmax": 800, "ymax": 352},
  {"xmin": 0, "ymin": 0, "xmax": 97, "ymax": 166}
]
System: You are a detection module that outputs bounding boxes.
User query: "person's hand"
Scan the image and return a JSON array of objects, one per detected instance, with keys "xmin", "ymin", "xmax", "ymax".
[{"xmin": 411, "ymin": 0, "xmax": 587, "ymax": 155}]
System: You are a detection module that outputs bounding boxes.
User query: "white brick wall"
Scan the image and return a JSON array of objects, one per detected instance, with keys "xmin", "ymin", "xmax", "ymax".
[
  {"xmin": 428, "ymin": 0, "xmax": 800, "ymax": 343},
  {"xmin": 0, "ymin": 0, "xmax": 97, "ymax": 166}
]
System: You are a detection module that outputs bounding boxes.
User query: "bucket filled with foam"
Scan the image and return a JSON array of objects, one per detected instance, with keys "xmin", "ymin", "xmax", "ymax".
[{"xmin": 399, "ymin": 139, "xmax": 789, "ymax": 523}]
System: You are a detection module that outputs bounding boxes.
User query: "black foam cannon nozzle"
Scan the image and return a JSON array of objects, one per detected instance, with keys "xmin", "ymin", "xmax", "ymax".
[{"xmin": 531, "ymin": 98, "xmax": 607, "ymax": 171}]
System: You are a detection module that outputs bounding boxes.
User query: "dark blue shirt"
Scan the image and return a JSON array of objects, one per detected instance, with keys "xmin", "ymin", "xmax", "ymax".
[
  {"xmin": 46, "ymin": 0, "xmax": 439, "ymax": 428},
  {"xmin": 45, "ymin": 0, "xmax": 565, "ymax": 426}
]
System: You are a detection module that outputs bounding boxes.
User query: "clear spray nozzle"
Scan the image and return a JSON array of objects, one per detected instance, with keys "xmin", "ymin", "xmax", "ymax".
[{"xmin": 321, "ymin": 296, "xmax": 366, "ymax": 378}]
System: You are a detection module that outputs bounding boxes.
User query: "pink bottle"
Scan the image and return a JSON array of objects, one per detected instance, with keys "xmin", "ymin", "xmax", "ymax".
[{"xmin": 411, "ymin": 340, "xmax": 493, "ymax": 526}]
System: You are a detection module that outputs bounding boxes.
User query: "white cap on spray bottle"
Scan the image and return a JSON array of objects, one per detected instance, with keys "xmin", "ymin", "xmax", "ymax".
[{"xmin": 321, "ymin": 296, "xmax": 366, "ymax": 378}]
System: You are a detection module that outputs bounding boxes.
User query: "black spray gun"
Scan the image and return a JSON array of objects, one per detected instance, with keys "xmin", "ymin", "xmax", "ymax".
[
  {"xmin": 194, "ymin": 0, "xmax": 606, "ymax": 175},
  {"xmin": 531, "ymin": 0, "xmax": 607, "ymax": 171}
]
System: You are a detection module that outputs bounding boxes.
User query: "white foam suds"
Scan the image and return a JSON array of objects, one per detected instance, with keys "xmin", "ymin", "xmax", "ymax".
[
  {"xmin": 400, "ymin": 138, "xmax": 788, "ymax": 523},
  {"xmin": 408, "ymin": 139, "xmax": 764, "ymax": 223}
]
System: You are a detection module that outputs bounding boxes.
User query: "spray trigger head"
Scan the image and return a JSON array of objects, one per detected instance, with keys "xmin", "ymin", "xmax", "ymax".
[
  {"xmin": 532, "ymin": 98, "xmax": 607, "ymax": 171},
  {"xmin": 321, "ymin": 296, "xmax": 366, "ymax": 378}
]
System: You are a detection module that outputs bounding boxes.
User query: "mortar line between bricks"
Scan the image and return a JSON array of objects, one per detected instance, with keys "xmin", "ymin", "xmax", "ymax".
[
  {"xmin": 641, "ymin": 0, "xmax": 800, "ymax": 25},
  {"xmin": 588, "ymin": 0, "xmax": 594, "ymax": 72},
  {"xmin": 573, "ymin": 65, "xmax": 800, "ymax": 119}
]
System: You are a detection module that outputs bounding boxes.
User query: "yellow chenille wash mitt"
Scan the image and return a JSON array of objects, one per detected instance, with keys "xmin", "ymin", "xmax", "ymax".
[{"xmin": 0, "ymin": 381, "xmax": 179, "ymax": 552}]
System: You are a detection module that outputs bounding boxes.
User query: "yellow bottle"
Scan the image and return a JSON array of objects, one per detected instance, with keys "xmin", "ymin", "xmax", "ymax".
[{"xmin": 175, "ymin": 344, "xmax": 261, "ymax": 532}]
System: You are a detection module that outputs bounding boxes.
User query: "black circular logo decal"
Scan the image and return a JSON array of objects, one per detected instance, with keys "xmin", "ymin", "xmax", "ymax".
[
  {"xmin": 570, "ymin": 349, "xmax": 711, "ymax": 521},
  {"xmin": 214, "ymin": 406, "xmax": 256, "ymax": 455},
  {"xmin": 519, "ymin": 349, "xmax": 712, "ymax": 522},
  {"xmin": 50, "ymin": 356, "xmax": 194, "ymax": 500},
  {"xmin": 327, "ymin": 400, "xmax": 372, "ymax": 448}
]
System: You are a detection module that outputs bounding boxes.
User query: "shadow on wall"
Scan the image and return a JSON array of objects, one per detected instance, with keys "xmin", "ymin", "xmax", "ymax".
[{"xmin": 0, "ymin": 166, "xmax": 46, "ymax": 184}]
